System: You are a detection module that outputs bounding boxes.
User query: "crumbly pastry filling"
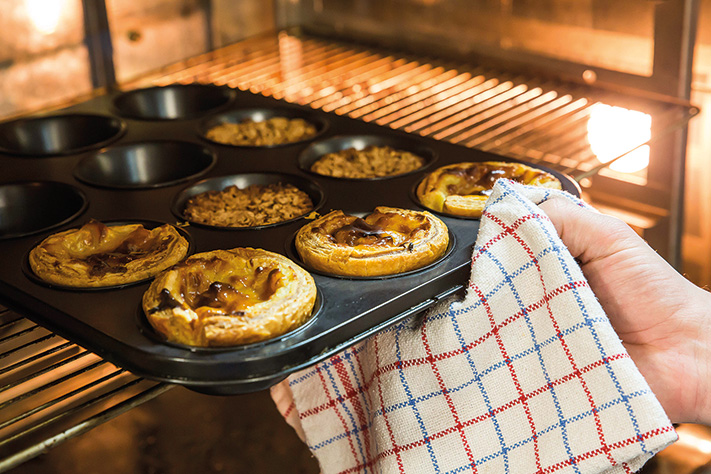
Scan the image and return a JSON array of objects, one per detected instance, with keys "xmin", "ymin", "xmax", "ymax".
[
  {"xmin": 184, "ymin": 182, "xmax": 314, "ymax": 228},
  {"xmin": 29, "ymin": 220, "xmax": 189, "ymax": 287},
  {"xmin": 142, "ymin": 248, "xmax": 317, "ymax": 347},
  {"xmin": 309, "ymin": 145, "xmax": 425, "ymax": 179},
  {"xmin": 205, "ymin": 117, "xmax": 318, "ymax": 146}
]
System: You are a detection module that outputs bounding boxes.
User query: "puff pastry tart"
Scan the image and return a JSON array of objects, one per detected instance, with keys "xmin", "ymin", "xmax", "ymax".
[
  {"xmin": 416, "ymin": 161, "xmax": 562, "ymax": 218},
  {"xmin": 29, "ymin": 220, "xmax": 189, "ymax": 288},
  {"xmin": 142, "ymin": 248, "xmax": 317, "ymax": 347},
  {"xmin": 295, "ymin": 206, "xmax": 449, "ymax": 277}
]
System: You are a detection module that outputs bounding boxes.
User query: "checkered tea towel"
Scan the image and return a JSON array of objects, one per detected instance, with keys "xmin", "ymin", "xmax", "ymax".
[{"xmin": 272, "ymin": 179, "xmax": 677, "ymax": 474}]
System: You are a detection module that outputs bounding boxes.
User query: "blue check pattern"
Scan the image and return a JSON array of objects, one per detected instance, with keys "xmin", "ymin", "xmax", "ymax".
[{"xmin": 286, "ymin": 180, "xmax": 677, "ymax": 474}]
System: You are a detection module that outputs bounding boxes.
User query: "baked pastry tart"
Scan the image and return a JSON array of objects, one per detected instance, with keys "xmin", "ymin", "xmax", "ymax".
[
  {"xmin": 142, "ymin": 248, "xmax": 317, "ymax": 347},
  {"xmin": 29, "ymin": 220, "xmax": 189, "ymax": 288},
  {"xmin": 416, "ymin": 161, "xmax": 562, "ymax": 218},
  {"xmin": 295, "ymin": 206, "xmax": 449, "ymax": 277}
]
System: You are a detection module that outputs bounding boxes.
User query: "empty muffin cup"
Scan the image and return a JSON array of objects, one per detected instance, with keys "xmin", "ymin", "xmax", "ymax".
[
  {"xmin": 112, "ymin": 84, "xmax": 236, "ymax": 120},
  {"xmin": 199, "ymin": 107, "xmax": 328, "ymax": 147},
  {"xmin": 298, "ymin": 134, "xmax": 436, "ymax": 180},
  {"xmin": 74, "ymin": 141, "xmax": 216, "ymax": 189},
  {"xmin": 0, "ymin": 181, "xmax": 87, "ymax": 239},
  {"xmin": 0, "ymin": 114, "xmax": 125, "ymax": 157}
]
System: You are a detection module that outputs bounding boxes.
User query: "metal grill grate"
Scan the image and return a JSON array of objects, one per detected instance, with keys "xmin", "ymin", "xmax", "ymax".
[
  {"xmin": 125, "ymin": 31, "xmax": 698, "ymax": 179},
  {"xmin": 0, "ymin": 305, "xmax": 171, "ymax": 472}
]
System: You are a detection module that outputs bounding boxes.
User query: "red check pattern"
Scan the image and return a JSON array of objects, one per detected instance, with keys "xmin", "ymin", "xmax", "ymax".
[{"xmin": 273, "ymin": 180, "xmax": 677, "ymax": 474}]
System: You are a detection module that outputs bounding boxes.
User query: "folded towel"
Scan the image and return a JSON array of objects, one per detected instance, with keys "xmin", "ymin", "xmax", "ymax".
[{"xmin": 272, "ymin": 179, "xmax": 677, "ymax": 474}]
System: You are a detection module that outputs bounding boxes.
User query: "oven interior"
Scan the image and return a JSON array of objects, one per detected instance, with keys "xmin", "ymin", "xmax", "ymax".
[{"xmin": 1, "ymin": 1, "xmax": 709, "ymax": 472}]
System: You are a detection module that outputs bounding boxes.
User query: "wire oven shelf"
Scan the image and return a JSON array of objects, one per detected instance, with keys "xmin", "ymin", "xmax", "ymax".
[
  {"xmin": 0, "ymin": 305, "xmax": 171, "ymax": 472},
  {"xmin": 0, "ymin": 30, "xmax": 699, "ymax": 472},
  {"xmin": 123, "ymin": 30, "xmax": 699, "ymax": 180}
]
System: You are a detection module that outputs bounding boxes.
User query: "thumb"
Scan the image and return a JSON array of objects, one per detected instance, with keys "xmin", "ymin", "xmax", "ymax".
[{"xmin": 537, "ymin": 197, "xmax": 654, "ymax": 266}]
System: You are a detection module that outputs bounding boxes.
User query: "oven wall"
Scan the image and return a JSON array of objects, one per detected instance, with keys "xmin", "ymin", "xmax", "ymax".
[
  {"xmin": 275, "ymin": 0, "xmax": 685, "ymax": 95},
  {"xmin": 106, "ymin": 0, "xmax": 275, "ymax": 83},
  {"xmin": 0, "ymin": 0, "xmax": 276, "ymax": 119},
  {"xmin": 684, "ymin": 1, "xmax": 711, "ymax": 288},
  {"xmin": 0, "ymin": 0, "xmax": 92, "ymax": 119}
]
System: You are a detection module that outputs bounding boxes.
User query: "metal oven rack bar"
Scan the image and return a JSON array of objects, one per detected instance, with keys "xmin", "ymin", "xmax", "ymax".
[
  {"xmin": 123, "ymin": 31, "xmax": 698, "ymax": 180},
  {"xmin": 0, "ymin": 305, "xmax": 171, "ymax": 472},
  {"xmin": 0, "ymin": 30, "xmax": 699, "ymax": 472}
]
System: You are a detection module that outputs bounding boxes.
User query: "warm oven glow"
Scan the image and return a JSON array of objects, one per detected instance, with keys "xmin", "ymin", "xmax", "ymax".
[
  {"xmin": 587, "ymin": 103, "xmax": 651, "ymax": 173},
  {"xmin": 25, "ymin": 0, "xmax": 65, "ymax": 35}
]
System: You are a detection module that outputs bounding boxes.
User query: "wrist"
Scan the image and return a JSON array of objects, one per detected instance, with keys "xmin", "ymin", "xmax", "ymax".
[{"xmin": 688, "ymin": 286, "xmax": 711, "ymax": 426}]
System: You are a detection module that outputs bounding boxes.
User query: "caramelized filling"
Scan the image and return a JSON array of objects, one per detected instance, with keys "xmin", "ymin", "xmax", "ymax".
[
  {"xmin": 192, "ymin": 282, "xmax": 251, "ymax": 314},
  {"xmin": 327, "ymin": 210, "xmax": 430, "ymax": 247},
  {"xmin": 85, "ymin": 227, "xmax": 172, "ymax": 276},
  {"xmin": 154, "ymin": 258, "xmax": 285, "ymax": 317},
  {"xmin": 153, "ymin": 288, "xmax": 182, "ymax": 313},
  {"xmin": 444, "ymin": 165, "xmax": 548, "ymax": 196},
  {"xmin": 332, "ymin": 218, "xmax": 392, "ymax": 246}
]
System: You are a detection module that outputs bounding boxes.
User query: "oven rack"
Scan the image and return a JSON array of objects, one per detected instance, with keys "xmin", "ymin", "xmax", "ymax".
[
  {"xmin": 0, "ymin": 30, "xmax": 699, "ymax": 471},
  {"xmin": 123, "ymin": 30, "xmax": 698, "ymax": 180},
  {"xmin": 0, "ymin": 305, "xmax": 171, "ymax": 472}
]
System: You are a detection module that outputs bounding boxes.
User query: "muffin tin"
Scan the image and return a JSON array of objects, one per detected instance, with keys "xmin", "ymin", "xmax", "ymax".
[{"xmin": 0, "ymin": 84, "xmax": 580, "ymax": 394}]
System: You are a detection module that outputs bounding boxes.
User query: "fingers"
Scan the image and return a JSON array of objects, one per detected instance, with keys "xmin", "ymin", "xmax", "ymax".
[
  {"xmin": 270, "ymin": 380, "xmax": 307, "ymax": 442},
  {"xmin": 538, "ymin": 196, "xmax": 696, "ymax": 317},
  {"xmin": 537, "ymin": 197, "xmax": 646, "ymax": 266}
]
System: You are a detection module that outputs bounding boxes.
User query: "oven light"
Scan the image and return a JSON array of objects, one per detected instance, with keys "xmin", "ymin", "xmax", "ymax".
[
  {"xmin": 25, "ymin": 0, "xmax": 65, "ymax": 35},
  {"xmin": 676, "ymin": 425, "xmax": 711, "ymax": 455},
  {"xmin": 587, "ymin": 104, "xmax": 651, "ymax": 173}
]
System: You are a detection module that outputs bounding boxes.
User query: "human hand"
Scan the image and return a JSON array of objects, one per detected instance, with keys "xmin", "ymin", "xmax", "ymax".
[{"xmin": 539, "ymin": 197, "xmax": 711, "ymax": 425}]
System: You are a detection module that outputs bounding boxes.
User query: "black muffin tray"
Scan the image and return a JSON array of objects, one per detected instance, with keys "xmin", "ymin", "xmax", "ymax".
[{"xmin": 0, "ymin": 84, "xmax": 580, "ymax": 394}]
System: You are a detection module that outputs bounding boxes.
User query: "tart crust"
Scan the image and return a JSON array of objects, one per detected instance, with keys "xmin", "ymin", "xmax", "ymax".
[
  {"xmin": 295, "ymin": 206, "xmax": 449, "ymax": 277},
  {"xmin": 29, "ymin": 220, "xmax": 189, "ymax": 288},
  {"xmin": 142, "ymin": 248, "xmax": 317, "ymax": 347},
  {"xmin": 416, "ymin": 161, "xmax": 562, "ymax": 218}
]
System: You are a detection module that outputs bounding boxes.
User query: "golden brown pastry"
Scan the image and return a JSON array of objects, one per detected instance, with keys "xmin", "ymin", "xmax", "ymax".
[
  {"xmin": 295, "ymin": 206, "xmax": 449, "ymax": 277},
  {"xmin": 142, "ymin": 248, "xmax": 317, "ymax": 347},
  {"xmin": 183, "ymin": 182, "xmax": 313, "ymax": 228},
  {"xmin": 205, "ymin": 117, "xmax": 317, "ymax": 146},
  {"xmin": 309, "ymin": 145, "xmax": 425, "ymax": 179},
  {"xmin": 29, "ymin": 220, "xmax": 189, "ymax": 288},
  {"xmin": 416, "ymin": 161, "xmax": 562, "ymax": 218}
]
